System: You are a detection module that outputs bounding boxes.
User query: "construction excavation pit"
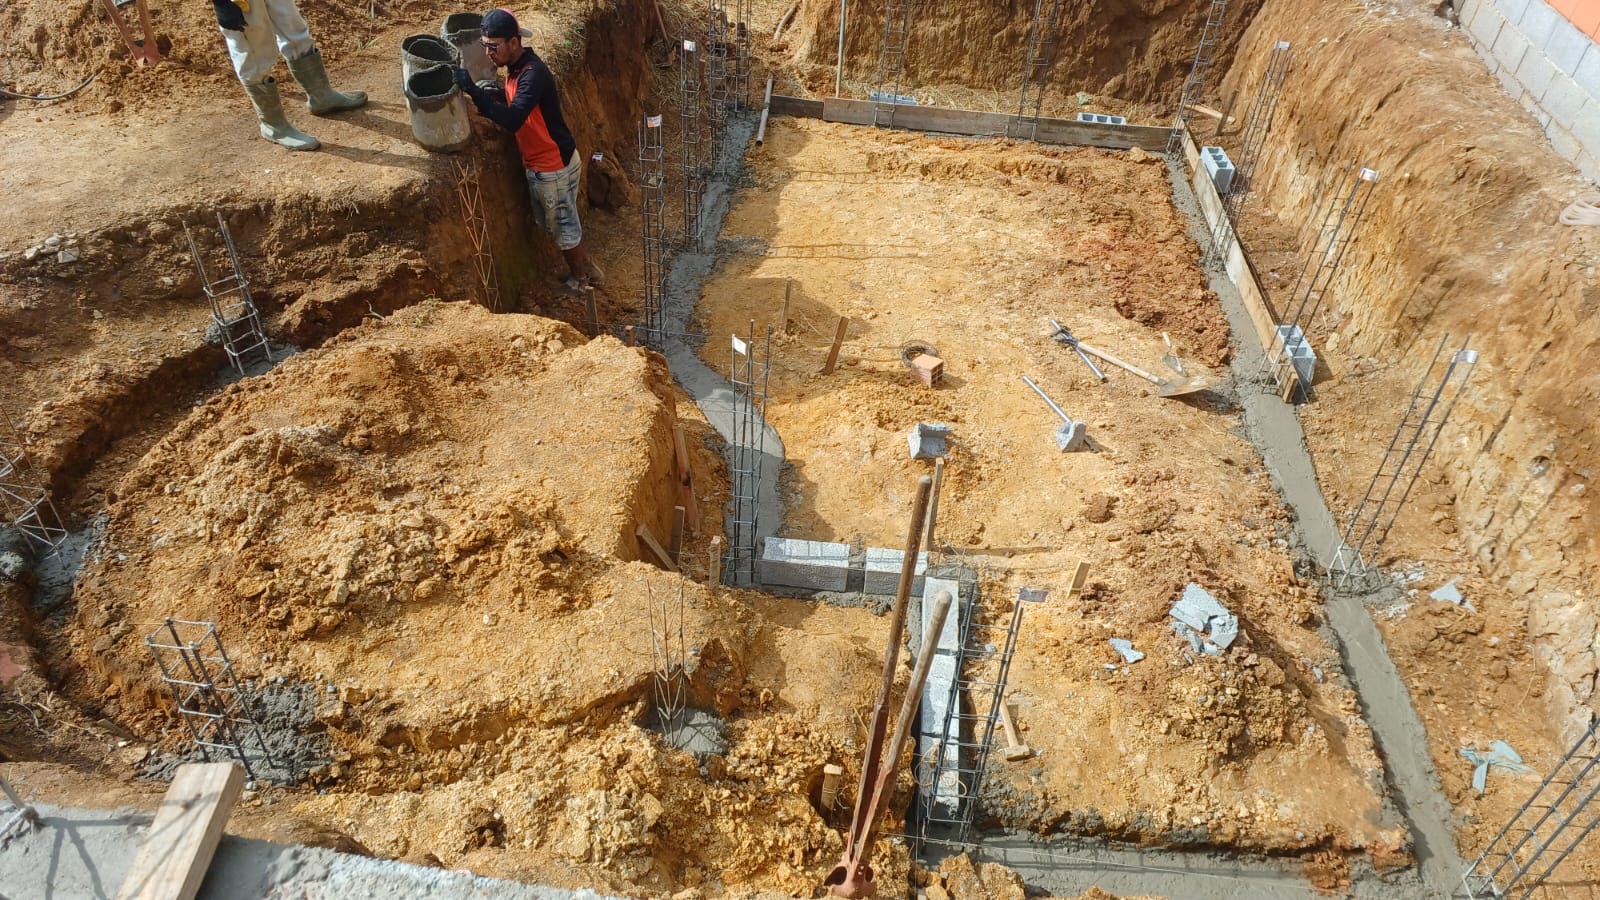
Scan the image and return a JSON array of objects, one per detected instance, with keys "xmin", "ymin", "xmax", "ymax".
[{"xmin": 5, "ymin": 0, "xmax": 1600, "ymax": 898}]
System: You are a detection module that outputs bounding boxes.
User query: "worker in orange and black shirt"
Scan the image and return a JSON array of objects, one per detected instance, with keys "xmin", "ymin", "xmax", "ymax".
[{"xmin": 455, "ymin": 8, "xmax": 604, "ymax": 293}]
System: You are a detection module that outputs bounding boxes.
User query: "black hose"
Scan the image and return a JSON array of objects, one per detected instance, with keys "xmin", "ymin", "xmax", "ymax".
[{"xmin": 0, "ymin": 69, "xmax": 100, "ymax": 101}]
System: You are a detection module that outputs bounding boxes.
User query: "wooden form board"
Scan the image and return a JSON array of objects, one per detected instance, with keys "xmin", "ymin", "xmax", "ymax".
[
  {"xmin": 115, "ymin": 762, "xmax": 245, "ymax": 900},
  {"xmin": 769, "ymin": 96, "xmax": 1171, "ymax": 151},
  {"xmin": 1181, "ymin": 128, "xmax": 1284, "ymax": 364}
]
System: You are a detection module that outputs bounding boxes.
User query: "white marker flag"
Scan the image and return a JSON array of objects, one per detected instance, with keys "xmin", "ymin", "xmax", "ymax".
[
  {"xmin": 646, "ymin": 115, "xmax": 663, "ymax": 128},
  {"xmin": 684, "ymin": 39, "xmax": 697, "ymax": 51},
  {"xmin": 732, "ymin": 334, "xmax": 748, "ymax": 356}
]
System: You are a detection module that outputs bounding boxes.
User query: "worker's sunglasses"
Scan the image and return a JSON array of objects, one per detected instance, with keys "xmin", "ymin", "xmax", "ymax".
[{"xmin": 479, "ymin": 39, "xmax": 505, "ymax": 51}]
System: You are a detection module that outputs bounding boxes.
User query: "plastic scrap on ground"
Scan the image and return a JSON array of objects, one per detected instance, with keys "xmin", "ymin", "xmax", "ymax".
[
  {"xmin": 1108, "ymin": 638, "xmax": 1144, "ymax": 664},
  {"xmin": 907, "ymin": 422, "xmax": 952, "ymax": 459},
  {"xmin": 1460, "ymin": 740, "xmax": 1533, "ymax": 795},
  {"xmin": 1169, "ymin": 583, "xmax": 1239, "ymax": 657},
  {"xmin": 1430, "ymin": 579, "xmax": 1477, "ymax": 612}
]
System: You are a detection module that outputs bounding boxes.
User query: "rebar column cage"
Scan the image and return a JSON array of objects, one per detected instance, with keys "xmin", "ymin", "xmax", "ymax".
[
  {"xmin": 647, "ymin": 582, "xmax": 688, "ymax": 736},
  {"xmin": 917, "ymin": 586, "xmax": 1046, "ymax": 846},
  {"xmin": 0, "ymin": 413, "xmax": 68, "ymax": 554},
  {"xmin": 145, "ymin": 618, "xmax": 276, "ymax": 784},
  {"xmin": 706, "ymin": 1, "xmax": 732, "ymax": 172},
  {"xmin": 1327, "ymin": 335, "xmax": 1478, "ymax": 587},
  {"xmin": 1203, "ymin": 40, "xmax": 1292, "ymax": 265},
  {"xmin": 1463, "ymin": 718, "xmax": 1600, "ymax": 899},
  {"xmin": 183, "ymin": 211, "xmax": 274, "ymax": 377},
  {"xmin": 639, "ymin": 114, "xmax": 668, "ymax": 345},
  {"xmin": 726, "ymin": 322, "xmax": 771, "ymax": 586},
  {"xmin": 734, "ymin": 0, "xmax": 753, "ymax": 110},
  {"xmin": 1010, "ymin": 0, "xmax": 1067, "ymax": 140},
  {"xmin": 1262, "ymin": 162, "xmax": 1379, "ymax": 398},
  {"xmin": 873, "ymin": 0, "xmax": 914, "ymax": 127},
  {"xmin": 1166, "ymin": 0, "xmax": 1230, "ymax": 156},
  {"xmin": 452, "ymin": 154, "xmax": 502, "ymax": 312},
  {"xmin": 679, "ymin": 38, "xmax": 708, "ymax": 250}
]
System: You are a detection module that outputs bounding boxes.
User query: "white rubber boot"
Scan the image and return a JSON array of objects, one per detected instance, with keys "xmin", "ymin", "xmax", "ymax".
[{"xmin": 244, "ymin": 78, "xmax": 320, "ymax": 151}]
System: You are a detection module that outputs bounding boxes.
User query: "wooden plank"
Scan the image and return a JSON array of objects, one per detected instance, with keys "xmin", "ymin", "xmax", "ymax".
[
  {"xmin": 1030, "ymin": 118, "xmax": 1172, "ymax": 152},
  {"xmin": 770, "ymin": 94, "xmax": 824, "ymax": 119},
  {"xmin": 1181, "ymin": 127, "xmax": 1281, "ymax": 359},
  {"xmin": 116, "ymin": 762, "xmax": 244, "ymax": 900},
  {"xmin": 707, "ymin": 535, "xmax": 723, "ymax": 587},
  {"xmin": 777, "ymin": 95, "xmax": 1171, "ymax": 151},
  {"xmin": 669, "ymin": 505, "xmax": 686, "ymax": 563},
  {"xmin": 671, "ymin": 423, "xmax": 699, "ymax": 534},
  {"xmin": 636, "ymin": 523, "xmax": 679, "ymax": 572}
]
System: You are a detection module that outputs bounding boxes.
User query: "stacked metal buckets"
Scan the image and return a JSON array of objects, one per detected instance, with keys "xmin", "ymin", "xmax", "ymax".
[{"xmin": 400, "ymin": 13, "xmax": 497, "ymax": 152}]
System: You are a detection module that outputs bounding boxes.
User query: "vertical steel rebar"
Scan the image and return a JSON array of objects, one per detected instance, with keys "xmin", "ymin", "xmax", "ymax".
[
  {"xmin": 1011, "ymin": 0, "xmax": 1067, "ymax": 140},
  {"xmin": 872, "ymin": 0, "xmax": 913, "ymax": 127},
  {"xmin": 679, "ymin": 38, "xmax": 707, "ymax": 249},
  {"xmin": 1167, "ymin": 0, "xmax": 1230, "ymax": 156},
  {"xmin": 639, "ymin": 114, "xmax": 667, "ymax": 344},
  {"xmin": 1204, "ymin": 40, "xmax": 1292, "ymax": 265}
]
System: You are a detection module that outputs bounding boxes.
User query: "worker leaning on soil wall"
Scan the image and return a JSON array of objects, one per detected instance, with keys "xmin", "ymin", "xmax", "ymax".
[
  {"xmin": 452, "ymin": 7, "xmax": 606, "ymax": 295},
  {"xmin": 210, "ymin": 0, "xmax": 368, "ymax": 151}
]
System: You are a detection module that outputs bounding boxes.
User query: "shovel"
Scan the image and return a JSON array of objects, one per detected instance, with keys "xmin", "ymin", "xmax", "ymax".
[
  {"xmin": 1075, "ymin": 341, "xmax": 1211, "ymax": 399},
  {"xmin": 1162, "ymin": 333, "xmax": 1188, "ymax": 376}
]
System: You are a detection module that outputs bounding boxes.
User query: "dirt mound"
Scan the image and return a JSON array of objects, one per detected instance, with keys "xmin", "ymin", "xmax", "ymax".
[{"xmin": 67, "ymin": 302, "xmax": 685, "ymax": 721}]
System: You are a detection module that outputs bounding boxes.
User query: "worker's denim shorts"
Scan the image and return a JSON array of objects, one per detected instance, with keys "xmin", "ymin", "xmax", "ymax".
[{"xmin": 526, "ymin": 150, "xmax": 584, "ymax": 251}]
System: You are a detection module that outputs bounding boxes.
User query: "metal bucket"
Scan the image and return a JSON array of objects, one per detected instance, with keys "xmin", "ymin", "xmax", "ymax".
[
  {"xmin": 440, "ymin": 12, "xmax": 495, "ymax": 83},
  {"xmin": 404, "ymin": 66, "xmax": 470, "ymax": 153},
  {"xmin": 400, "ymin": 34, "xmax": 458, "ymax": 83}
]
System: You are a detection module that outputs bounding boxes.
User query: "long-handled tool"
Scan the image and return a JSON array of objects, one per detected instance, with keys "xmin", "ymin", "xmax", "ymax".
[
  {"xmin": 1075, "ymin": 340, "xmax": 1211, "ymax": 399},
  {"xmin": 825, "ymin": 477, "xmax": 937, "ymax": 898},
  {"xmin": 1021, "ymin": 376, "xmax": 1088, "ymax": 452},
  {"xmin": 100, "ymin": 0, "xmax": 163, "ymax": 68},
  {"xmin": 1048, "ymin": 321, "xmax": 1106, "ymax": 382},
  {"xmin": 1162, "ymin": 332, "xmax": 1188, "ymax": 376}
]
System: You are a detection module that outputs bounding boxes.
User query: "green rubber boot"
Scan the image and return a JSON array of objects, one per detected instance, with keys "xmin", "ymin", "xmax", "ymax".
[
  {"xmin": 243, "ymin": 78, "xmax": 320, "ymax": 151},
  {"xmin": 288, "ymin": 48, "xmax": 368, "ymax": 116}
]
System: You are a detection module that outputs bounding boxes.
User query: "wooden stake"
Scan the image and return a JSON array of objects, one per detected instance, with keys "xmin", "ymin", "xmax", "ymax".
[
  {"xmin": 782, "ymin": 279, "xmax": 792, "ymax": 332},
  {"xmin": 669, "ymin": 505, "xmax": 686, "ymax": 563},
  {"xmin": 115, "ymin": 762, "xmax": 244, "ymax": 900},
  {"xmin": 1067, "ymin": 560, "xmax": 1091, "ymax": 599},
  {"xmin": 584, "ymin": 294, "xmax": 600, "ymax": 338},
  {"xmin": 821, "ymin": 315, "xmax": 849, "ymax": 375},
  {"xmin": 708, "ymin": 535, "xmax": 723, "ymax": 587},
  {"xmin": 821, "ymin": 763, "xmax": 844, "ymax": 809},
  {"xmin": 624, "ymin": 325, "xmax": 636, "ymax": 347},
  {"xmin": 1216, "ymin": 92, "xmax": 1237, "ymax": 138},
  {"xmin": 636, "ymin": 523, "xmax": 679, "ymax": 572},
  {"xmin": 924, "ymin": 457, "xmax": 945, "ymax": 549}
]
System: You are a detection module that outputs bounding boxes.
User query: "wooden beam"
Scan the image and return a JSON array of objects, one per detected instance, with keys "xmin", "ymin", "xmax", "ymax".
[
  {"xmin": 707, "ymin": 535, "xmax": 723, "ymax": 587},
  {"xmin": 771, "ymin": 95, "xmax": 1172, "ymax": 151},
  {"xmin": 672, "ymin": 423, "xmax": 699, "ymax": 533},
  {"xmin": 636, "ymin": 523, "xmax": 679, "ymax": 572},
  {"xmin": 115, "ymin": 762, "xmax": 245, "ymax": 900},
  {"xmin": 669, "ymin": 505, "xmax": 686, "ymax": 563},
  {"xmin": 1181, "ymin": 125, "xmax": 1281, "ymax": 360}
]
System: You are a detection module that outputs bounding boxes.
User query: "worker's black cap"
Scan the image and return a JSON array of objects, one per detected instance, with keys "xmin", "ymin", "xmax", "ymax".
[{"xmin": 482, "ymin": 8, "xmax": 531, "ymax": 39}]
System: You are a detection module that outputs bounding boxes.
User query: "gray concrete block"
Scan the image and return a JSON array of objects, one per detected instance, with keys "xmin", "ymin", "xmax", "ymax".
[
  {"xmin": 1574, "ymin": 39, "xmax": 1600, "ymax": 98},
  {"xmin": 1544, "ymin": 19, "xmax": 1592, "ymax": 77},
  {"xmin": 759, "ymin": 537, "xmax": 851, "ymax": 591},
  {"xmin": 1468, "ymin": 1, "xmax": 1506, "ymax": 48},
  {"xmin": 1541, "ymin": 70, "xmax": 1591, "ymax": 123},
  {"xmin": 1492, "ymin": 20, "xmax": 1533, "ymax": 79},
  {"xmin": 1548, "ymin": 120, "xmax": 1583, "ymax": 161},
  {"xmin": 1499, "ymin": 0, "xmax": 1535, "ymax": 26},
  {"xmin": 1522, "ymin": 90, "xmax": 1554, "ymax": 128},
  {"xmin": 918, "ymin": 576, "xmax": 963, "ymax": 818},
  {"xmin": 1075, "ymin": 112, "xmax": 1127, "ymax": 125},
  {"xmin": 1517, "ymin": 46, "xmax": 1560, "ymax": 98},
  {"xmin": 863, "ymin": 547, "xmax": 928, "ymax": 595},
  {"xmin": 1568, "ymin": 108, "xmax": 1600, "ymax": 162},
  {"xmin": 1201, "ymin": 145, "xmax": 1235, "ymax": 194},
  {"xmin": 1497, "ymin": 60, "xmax": 1526, "ymax": 98},
  {"xmin": 1459, "ymin": 0, "xmax": 1487, "ymax": 31},
  {"xmin": 1517, "ymin": 0, "xmax": 1561, "ymax": 48},
  {"xmin": 1577, "ymin": 149, "xmax": 1600, "ymax": 184}
]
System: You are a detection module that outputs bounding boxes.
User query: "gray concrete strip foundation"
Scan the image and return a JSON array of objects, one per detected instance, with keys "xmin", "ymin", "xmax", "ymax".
[
  {"xmin": 918, "ymin": 576, "xmax": 965, "ymax": 820},
  {"xmin": 1165, "ymin": 157, "xmax": 1461, "ymax": 899},
  {"xmin": 0, "ymin": 804, "xmax": 618, "ymax": 900}
]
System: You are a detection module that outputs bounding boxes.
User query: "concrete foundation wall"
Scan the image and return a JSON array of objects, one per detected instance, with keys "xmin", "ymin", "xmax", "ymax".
[{"xmin": 1457, "ymin": 0, "xmax": 1600, "ymax": 182}]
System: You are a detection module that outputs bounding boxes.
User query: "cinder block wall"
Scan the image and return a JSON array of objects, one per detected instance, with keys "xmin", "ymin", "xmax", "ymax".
[{"xmin": 1458, "ymin": 0, "xmax": 1600, "ymax": 182}]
